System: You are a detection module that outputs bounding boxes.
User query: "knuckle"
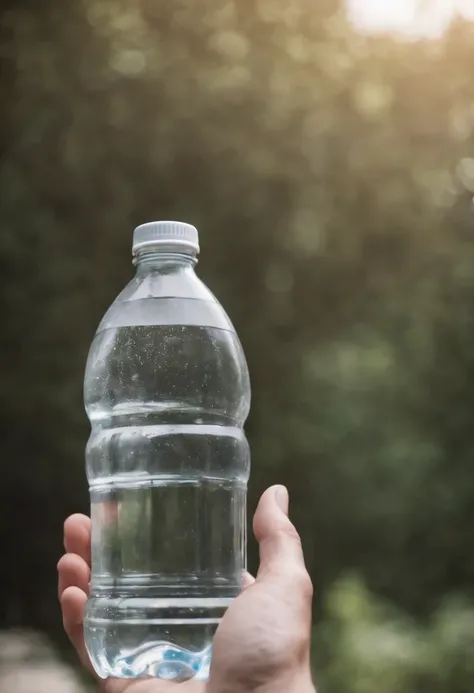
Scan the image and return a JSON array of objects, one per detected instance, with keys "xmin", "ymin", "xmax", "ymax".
[
  {"xmin": 293, "ymin": 567, "xmax": 314, "ymax": 600},
  {"xmin": 57, "ymin": 554, "xmax": 68, "ymax": 572},
  {"xmin": 276, "ymin": 519, "xmax": 302, "ymax": 544}
]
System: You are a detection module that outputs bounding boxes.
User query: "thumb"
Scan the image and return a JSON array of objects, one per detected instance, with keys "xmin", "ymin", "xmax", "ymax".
[{"xmin": 253, "ymin": 485, "xmax": 308, "ymax": 581}]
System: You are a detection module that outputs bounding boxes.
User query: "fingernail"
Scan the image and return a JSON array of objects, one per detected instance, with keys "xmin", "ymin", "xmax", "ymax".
[{"xmin": 275, "ymin": 485, "xmax": 289, "ymax": 515}]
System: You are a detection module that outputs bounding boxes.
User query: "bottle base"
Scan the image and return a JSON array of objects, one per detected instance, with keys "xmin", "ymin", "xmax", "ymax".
[
  {"xmin": 89, "ymin": 639, "xmax": 212, "ymax": 680},
  {"xmin": 85, "ymin": 597, "xmax": 229, "ymax": 681}
]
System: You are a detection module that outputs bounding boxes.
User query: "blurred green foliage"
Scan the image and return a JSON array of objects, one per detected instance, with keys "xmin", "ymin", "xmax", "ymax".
[
  {"xmin": 315, "ymin": 576, "xmax": 474, "ymax": 693},
  {"xmin": 2, "ymin": 0, "xmax": 474, "ymax": 690}
]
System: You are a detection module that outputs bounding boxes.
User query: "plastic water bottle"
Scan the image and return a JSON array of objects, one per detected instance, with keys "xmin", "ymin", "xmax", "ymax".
[{"xmin": 83, "ymin": 221, "xmax": 251, "ymax": 681}]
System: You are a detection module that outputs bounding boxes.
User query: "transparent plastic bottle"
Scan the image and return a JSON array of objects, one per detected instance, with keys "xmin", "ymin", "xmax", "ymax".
[{"xmin": 83, "ymin": 221, "xmax": 251, "ymax": 681}]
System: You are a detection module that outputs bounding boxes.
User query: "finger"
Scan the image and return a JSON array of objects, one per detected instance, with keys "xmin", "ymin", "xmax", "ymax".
[
  {"xmin": 58, "ymin": 553, "xmax": 90, "ymax": 600},
  {"xmin": 64, "ymin": 514, "xmax": 91, "ymax": 566},
  {"xmin": 253, "ymin": 486, "xmax": 310, "ymax": 580},
  {"xmin": 60, "ymin": 586, "xmax": 93, "ymax": 673}
]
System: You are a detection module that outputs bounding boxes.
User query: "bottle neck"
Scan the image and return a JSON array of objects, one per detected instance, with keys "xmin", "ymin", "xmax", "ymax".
[{"xmin": 133, "ymin": 250, "xmax": 198, "ymax": 272}]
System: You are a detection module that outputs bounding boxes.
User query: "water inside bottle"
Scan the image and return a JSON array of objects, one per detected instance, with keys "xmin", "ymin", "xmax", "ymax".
[{"xmin": 84, "ymin": 324, "xmax": 249, "ymax": 679}]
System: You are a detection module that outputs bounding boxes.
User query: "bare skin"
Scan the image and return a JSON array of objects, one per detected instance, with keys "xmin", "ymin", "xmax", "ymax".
[{"xmin": 58, "ymin": 486, "xmax": 315, "ymax": 693}]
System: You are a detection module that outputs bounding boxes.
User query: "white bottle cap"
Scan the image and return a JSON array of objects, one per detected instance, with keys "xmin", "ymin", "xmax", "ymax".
[{"xmin": 132, "ymin": 221, "xmax": 200, "ymax": 256}]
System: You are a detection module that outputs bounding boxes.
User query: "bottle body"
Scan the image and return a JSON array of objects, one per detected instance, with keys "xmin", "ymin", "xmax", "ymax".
[{"xmin": 83, "ymin": 258, "xmax": 250, "ymax": 680}]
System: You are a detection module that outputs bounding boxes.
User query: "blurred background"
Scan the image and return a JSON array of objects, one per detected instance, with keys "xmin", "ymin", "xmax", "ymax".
[{"xmin": 2, "ymin": 0, "xmax": 474, "ymax": 691}]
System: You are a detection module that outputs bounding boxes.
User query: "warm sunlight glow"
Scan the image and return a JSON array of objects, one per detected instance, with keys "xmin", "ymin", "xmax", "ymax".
[{"xmin": 346, "ymin": 0, "xmax": 474, "ymax": 38}]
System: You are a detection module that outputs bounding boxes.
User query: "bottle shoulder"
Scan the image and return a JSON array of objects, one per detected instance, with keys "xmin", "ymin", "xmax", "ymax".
[
  {"xmin": 115, "ymin": 268, "xmax": 215, "ymax": 303},
  {"xmin": 97, "ymin": 270, "xmax": 234, "ymax": 333},
  {"xmin": 84, "ymin": 266, "xmax": 250, "ymax": 423}
]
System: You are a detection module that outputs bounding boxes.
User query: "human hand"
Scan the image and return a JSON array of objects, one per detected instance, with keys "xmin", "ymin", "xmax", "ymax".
[{"xmin": 58, "ymin": 486, "xmax": 315, "ymax": 693}]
